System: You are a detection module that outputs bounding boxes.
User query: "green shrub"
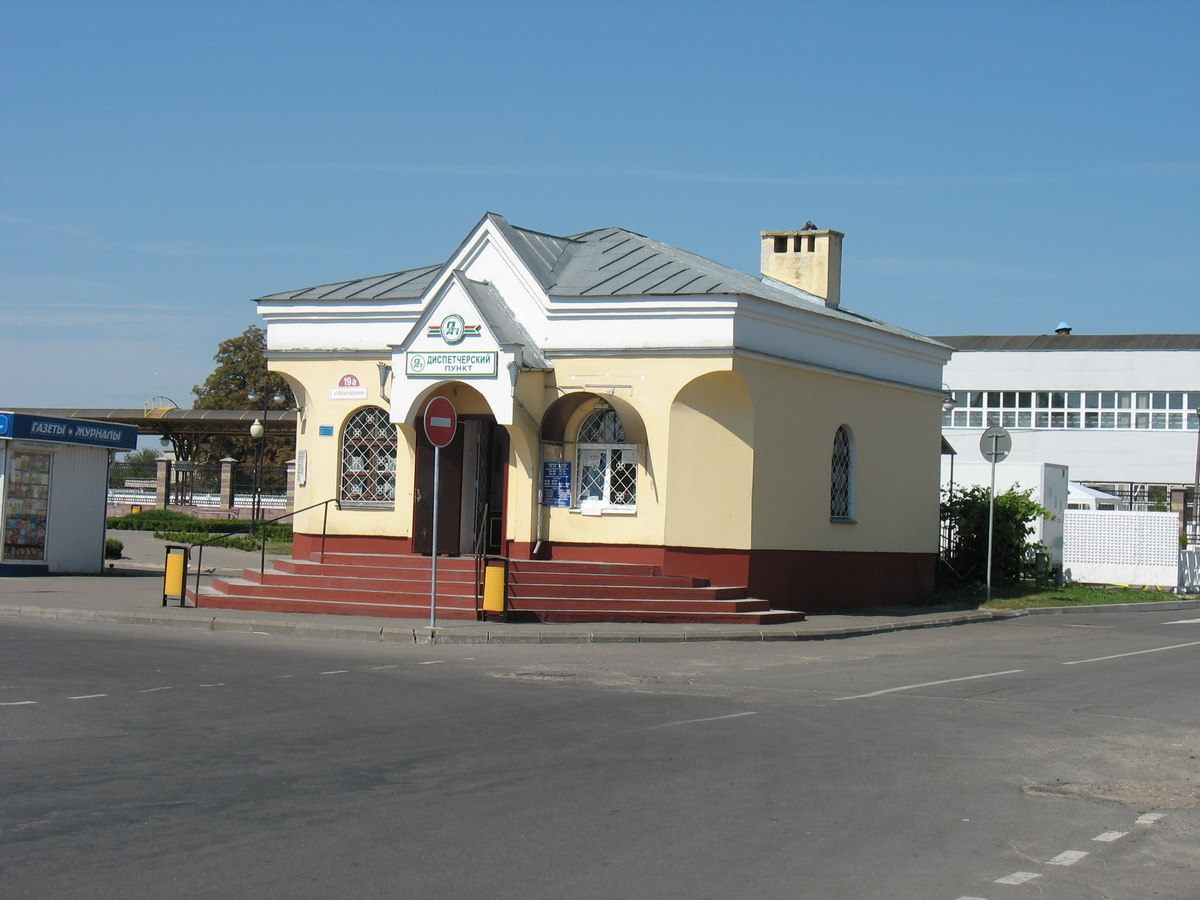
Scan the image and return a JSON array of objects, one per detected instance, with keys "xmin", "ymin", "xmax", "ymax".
[
  {"xmin": 154, "ymin": 531, "xmax": 264, "ymax": 551},
  {"xmin": 107, "ymin": 510, "xmax": 201, "ymax": 531},
  {"xmin": 104, "ymin": 537, "xmax": 124, "ymax": 559},
  {"xmin": 940, "ymin": 485, "xmax": 1053, "ymax": 586},
  {"xmin": 107, "ymin": 512, "xmax": 291, "ymax": 542}
]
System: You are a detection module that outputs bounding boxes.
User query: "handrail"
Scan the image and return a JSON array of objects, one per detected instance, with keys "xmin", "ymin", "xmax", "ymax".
[
  {"xmin": 190, "ymin": 498, "xmax": 340, "ymax": 603},
  {"xmin": 472, "ymin": 502, "xmax": 490, "ymax": 618}
]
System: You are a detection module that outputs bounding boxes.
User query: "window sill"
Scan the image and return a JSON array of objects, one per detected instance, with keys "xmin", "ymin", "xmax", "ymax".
[
  {"xmin": 340, "ymin": 502, "xmax": 396, "ymax": 510},
  {"xmin": 569, "ymin": 507, "xmax": 638, "ymax": 516},
  {"xmin": 830, "ymin": 516, "xmax": 857, "ymax": 524}
]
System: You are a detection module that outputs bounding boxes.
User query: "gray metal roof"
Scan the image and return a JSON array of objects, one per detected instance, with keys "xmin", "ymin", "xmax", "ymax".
[
  {"xmin": 257, "ymin": 264, "xmax": 441, "ymax": 302},
  {"xmin": 456, "ymin": 275, "xmax": 552, "ymax": 370},
  {"xmin": 935, "ymin": 334, "xmax": 1200, "ymax": 351},
  {"xmin": 253, "ymin": 213, "xmax": 944, "ymax": 347}
]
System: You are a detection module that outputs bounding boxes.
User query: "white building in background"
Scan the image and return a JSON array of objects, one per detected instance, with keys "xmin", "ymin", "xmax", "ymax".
[{"xmin": 936, "ymin": 330, "xmax": 1200, "ymax": 511}]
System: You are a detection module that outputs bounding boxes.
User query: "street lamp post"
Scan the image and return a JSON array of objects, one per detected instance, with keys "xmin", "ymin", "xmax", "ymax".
[
  {"xmin": 1192, "ymin": 405, "xmax": 1200, "ymax": 548},
  {"xmin": 247, "ymin": 389, "xmax": 287, "ymax": 527}
]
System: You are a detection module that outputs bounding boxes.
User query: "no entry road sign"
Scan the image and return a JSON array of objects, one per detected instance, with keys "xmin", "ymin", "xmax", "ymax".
[{"xmin": 423, "ymin": 396, "xmax": 458, "ymax": 448}]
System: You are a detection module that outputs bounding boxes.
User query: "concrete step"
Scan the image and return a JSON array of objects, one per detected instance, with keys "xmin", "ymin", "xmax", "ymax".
[
  {"xmin": 298, "ymin": 552, "xmax": 665, "ymax": 578},
  {"xmin": 273, "ymin": 559, "xmax": 706, "ymax": 590},
  {"xmin": 191, "ymin": 591, "xmax": 478, "ymax": 620},
  {"xmin": 208, "ymin": 576, "xmax": 476, "ymax": 607}
]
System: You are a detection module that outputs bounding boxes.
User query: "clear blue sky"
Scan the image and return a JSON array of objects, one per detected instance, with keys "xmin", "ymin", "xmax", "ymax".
[{"xmin": 2, "ymin": 0, "xmax": 1197, "ymax": 409}]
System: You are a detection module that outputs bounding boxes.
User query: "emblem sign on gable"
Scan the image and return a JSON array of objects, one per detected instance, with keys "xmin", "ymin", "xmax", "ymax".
[
  {"xmin": 427, "ymin": 314, "xmax": 481, "ymax": 345},
  {"xmin": 408, "ymin": 313, "xmax": 497, "ymax": 377}
]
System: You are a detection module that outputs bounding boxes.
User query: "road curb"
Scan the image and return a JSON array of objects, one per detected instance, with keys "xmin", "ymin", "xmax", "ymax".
[
  {"xmin": 0, "ymin": 604, "xmax": 1022, "ymax": 644},
  {"xmin": 1022, "ymin": 597, "xmax": 1200, "ymax": 615}
]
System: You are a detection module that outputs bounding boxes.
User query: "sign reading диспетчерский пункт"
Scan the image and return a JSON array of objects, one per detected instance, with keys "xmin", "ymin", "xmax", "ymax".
[{"xmin": 405, "ymin": 351, "xmax": 498, "ymax": 377}]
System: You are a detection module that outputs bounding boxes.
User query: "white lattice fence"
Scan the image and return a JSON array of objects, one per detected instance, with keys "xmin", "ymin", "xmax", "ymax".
[{"xmin": 1063, "ymin": 510, "xmax": 1180, "ymax": 587}]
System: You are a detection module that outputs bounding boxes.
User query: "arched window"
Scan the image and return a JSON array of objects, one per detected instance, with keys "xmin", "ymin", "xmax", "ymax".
[
  {"xmin": 340, "ymin": 406, "xmax": 397, "ymax": 507},
  {"xmin": 830, "ymin": 425, "xmax": 855, "ymax": 521},
  {"xmin": 575, "ymin": 404, "xmax": 637, "ymax": 510}
]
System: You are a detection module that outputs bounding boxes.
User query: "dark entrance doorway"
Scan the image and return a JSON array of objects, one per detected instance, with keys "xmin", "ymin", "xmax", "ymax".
[{"xmin": 413, "ymin": 416, "xmax": 507, "ymax": 556}]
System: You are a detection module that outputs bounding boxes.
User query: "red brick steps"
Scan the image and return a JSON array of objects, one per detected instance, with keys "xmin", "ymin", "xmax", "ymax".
[{"xmin": 192, "ymin": 551, "xmax": 806, "ymax": 624}]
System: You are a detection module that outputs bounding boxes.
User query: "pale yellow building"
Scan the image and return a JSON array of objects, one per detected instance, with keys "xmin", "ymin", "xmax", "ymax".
[{"xmin": 235, "ymin": 214, "xmax": 951, "ymax": 619}]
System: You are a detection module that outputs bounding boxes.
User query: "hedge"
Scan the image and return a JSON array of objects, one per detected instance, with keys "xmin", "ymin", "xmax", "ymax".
[{"xmin": 108, "ymin": 511, "xmax": 291, "ymax": 542}]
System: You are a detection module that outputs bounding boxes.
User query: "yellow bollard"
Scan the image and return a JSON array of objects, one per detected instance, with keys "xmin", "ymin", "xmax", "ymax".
[
  {"xmin": 162, "ymin": 545, "xmax": 189, "ymax": 607},
  {"xmin": 483, "ymin": 560, "xmax": 507, "ymax": 620}
]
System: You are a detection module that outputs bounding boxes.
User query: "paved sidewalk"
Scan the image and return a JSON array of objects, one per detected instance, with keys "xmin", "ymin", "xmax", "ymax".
[{"xmin": 1, "ymin": 531, "xmax": 1193, "ymax": 645}]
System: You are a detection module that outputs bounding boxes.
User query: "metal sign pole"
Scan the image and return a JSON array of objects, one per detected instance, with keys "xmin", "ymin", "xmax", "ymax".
[
  {"xmin": 978, "ymin": 425, "xmax": 1011, "ymax": 605},
  {"xmin": 986, "ymin": 433, "xmax": 998, "ymax": 604},
  {"xmin": 430, "ymin": 444, "xmax": 440, "ymax": 629}
]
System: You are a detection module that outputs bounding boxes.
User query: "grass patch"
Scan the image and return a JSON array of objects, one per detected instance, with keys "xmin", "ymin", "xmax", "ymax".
[{"xmin": 930, "ymin": 582, "xmax": 1182, "ymax": 610}]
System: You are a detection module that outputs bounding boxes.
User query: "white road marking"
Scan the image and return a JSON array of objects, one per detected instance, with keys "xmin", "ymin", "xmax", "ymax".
[
  {"xmin": 320, "ymin": 670, "xmax": 349, "ymax": 675},
  {"xmin": 418, "ymin": 660, "xmax": 446, "ymax": 665},
  {"xmin": 1, "ymin": 700, "xmax": 37, "ymax": 706},
  {"xmin": 955, "ymin": 896, "xmax": 990, "ymax": 900},
  {"xmin": 1063, "ymin": 640, "xmax": 1200, "ymax": 666},
  {"xmin": 834, "ymin": 669, "xmax": 1025, "ymax": 701},
  {"xmin": 649, "ymin": 711, "xmax": 758, "ymax": 730},
  {"xmin": 139, "ymin": 686, "xmax": 172, "ymax": 693},
  {"xmin": 198, "ymin": 683, "xmax": 224, "ymax": 687},
  {"xmin": 272, "ymin": 675, "xmax": 294, "ymax": 679},
  {"xmin": 1092, "ymin": 831, "xmax": 1128, "ymax": 842},
  {"xmin": 1162, "ymin": 618, "xmax": 1200, "ymax": 624},
  {"xmin": 995, "ymin": 871, "xmax": 1041, "ymax": 885},
  {"xmin": 1047, "ymin": 850, "xmax": 1088, "ymax": 866},
  {"xmin": 368, "ymin": 665, "xmax": 399, "ymax": 670},
  {"xmin": 68, "ymin": 694, "xmax": 108, "ymax": 700},
  {"xmin": 1136, "ymin": 813, "xmax": 1165, "ymax": 825}
]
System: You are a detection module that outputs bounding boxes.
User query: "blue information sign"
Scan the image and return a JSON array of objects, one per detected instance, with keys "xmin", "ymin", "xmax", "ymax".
[
  {"xmin": 0, "ymin": 412, "xmax": 136, "ymax": 450},
  {"xmin": 542, "ymin": 461, "xmax": 572, "ymax": 507}
]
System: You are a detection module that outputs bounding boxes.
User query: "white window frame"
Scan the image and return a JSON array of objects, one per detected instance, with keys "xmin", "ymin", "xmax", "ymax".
[{"xmin": 572, "ymin": 406, "xmax": 638, "ymax": 514}]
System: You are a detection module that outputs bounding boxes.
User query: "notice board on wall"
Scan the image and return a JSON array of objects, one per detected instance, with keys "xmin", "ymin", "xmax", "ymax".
[{"xmin": 542, "ymin": 461, "xmax": 572, "ymax": 507}]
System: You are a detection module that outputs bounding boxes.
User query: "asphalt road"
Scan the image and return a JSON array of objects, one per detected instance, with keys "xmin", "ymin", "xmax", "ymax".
[{"xmin": 2, "ymin": 611, "xmax": 1197, "ymax": 899}]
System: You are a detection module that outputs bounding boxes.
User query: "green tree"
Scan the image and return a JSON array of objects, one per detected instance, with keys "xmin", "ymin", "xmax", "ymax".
[
  {"xmin": 192, "ymin": 325, "xmax": 295, "ymax": 465},
  {"xmin": 121, "ymin": 447, "xmax": 161, "ymax": 468},
  {"xmin": 109, "ymin": 447, "xmax": 160, "ymax": 489},
  {"xmin": 940, "ymin": 485, "xmax": 1053, "ymax": 585}
]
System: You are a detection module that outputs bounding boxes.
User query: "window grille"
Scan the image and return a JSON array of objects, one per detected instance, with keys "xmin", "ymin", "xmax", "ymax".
[
  {"xmin": 575, "ymin": 406, "xmax": 637, "ymax": 509},
  {"xmin": 831, "ymin": 425, "xmax": 853, "ymax": 520},
  {"xmin": 339, "ymin": 406, "xmax": 397, "ymax": 506}
]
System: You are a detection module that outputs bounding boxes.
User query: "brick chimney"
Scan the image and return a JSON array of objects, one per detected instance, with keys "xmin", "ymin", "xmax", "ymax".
[{"xmin": 760, "ymin": 222, "xmax": 844, "ymax": 307}]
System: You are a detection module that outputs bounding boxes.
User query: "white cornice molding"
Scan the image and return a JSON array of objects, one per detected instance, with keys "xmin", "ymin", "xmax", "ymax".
[
  {"xmin": 266, "ymin": 349, "xmax": 391, "ymax": 361},
  {"xmin": 735, "ymin": 296, "xmax": 951, "ymax": 366},
  {"xmin": 540, "ymin": 345, "xmax": 942, "ymax": 394},
  {"xmin": 734, "ymin": 347, "xmax": 945, "ymax": 395}
]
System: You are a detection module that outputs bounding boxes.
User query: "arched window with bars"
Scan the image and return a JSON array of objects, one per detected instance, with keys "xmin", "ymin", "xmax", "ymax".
[
  {"xmin": 339, "ymin": 406, "xmax": 397, "ymax": 507},
  {"xmin": 830, "ymin": 424, "xmax": 856, "ymax": 521},
  {"xmin": 575, "ymin": 403, "xmax": 638, "ymax": 511}
]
